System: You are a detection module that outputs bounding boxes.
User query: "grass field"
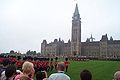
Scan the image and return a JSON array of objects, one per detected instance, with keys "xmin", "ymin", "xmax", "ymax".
[{"xmin": 59, "ymin": 60, "xmax": 120, "ymax": 80}]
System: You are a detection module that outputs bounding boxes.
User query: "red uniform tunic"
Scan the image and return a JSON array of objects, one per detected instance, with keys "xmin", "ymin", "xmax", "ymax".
[{"xmin": 64, "ymin": 61, "xmax": 70, "ymax": 67}]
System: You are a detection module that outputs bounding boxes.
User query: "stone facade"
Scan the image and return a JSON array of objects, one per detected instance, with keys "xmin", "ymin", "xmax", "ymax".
[
  {"xmin": 41, "ymin": 4, "xmax": 120, "ymax": 58},
  {"xmin": 41, "ymin": 38, "xmax": 71, "ymax": 56},
  {"xmin": 81, "ymin": 34, "xmax": 120, "ymax": 58}
]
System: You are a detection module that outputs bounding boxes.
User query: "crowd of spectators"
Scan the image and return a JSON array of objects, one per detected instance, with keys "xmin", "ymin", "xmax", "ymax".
[
  {"xmin": 0, "ymin": 55, "xmax": 119, "ymax": 80},
  {"xmin": 0, "ymin": 55, "xmax": 70, "ymax": 80}
]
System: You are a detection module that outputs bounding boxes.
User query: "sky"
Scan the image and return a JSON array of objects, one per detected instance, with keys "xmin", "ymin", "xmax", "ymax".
[{"xmin": 0, "ymin": 0, "xmax": 120, "ymax": 53}]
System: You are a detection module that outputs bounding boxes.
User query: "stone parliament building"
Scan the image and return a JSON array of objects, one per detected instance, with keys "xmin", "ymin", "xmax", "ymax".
[{"xmin": 41, "ymin": 4, "xmax": 120, "ymax": 58}]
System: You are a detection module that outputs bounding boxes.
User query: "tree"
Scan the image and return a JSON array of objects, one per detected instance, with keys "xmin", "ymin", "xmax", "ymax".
[
  {"xmin": 10, "ymin": 50, "xmax": 15, "ymax": 54},
  {"xmin": 26, "ymin": 50, "xmax": 37, "ymax": 55}
]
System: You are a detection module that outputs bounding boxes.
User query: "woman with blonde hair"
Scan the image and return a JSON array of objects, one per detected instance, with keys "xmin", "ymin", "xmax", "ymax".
[
  {"xmin": 15, "ymin": 61, "xmax": 35, "ymax": 80},
  {"xmin": 113, "ymin": 71, "xmax": 120, "ymax": 80}
]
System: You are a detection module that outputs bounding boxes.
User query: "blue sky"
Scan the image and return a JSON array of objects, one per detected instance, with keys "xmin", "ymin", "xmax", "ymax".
[{"xmin": 0, "ymin": 0, "xmax": 120, "ymax": 53}]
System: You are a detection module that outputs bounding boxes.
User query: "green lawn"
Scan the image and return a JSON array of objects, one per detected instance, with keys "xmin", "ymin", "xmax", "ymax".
[{"xmin": 62, "ymin": 60, "xmax": 120, "ymax": 80}]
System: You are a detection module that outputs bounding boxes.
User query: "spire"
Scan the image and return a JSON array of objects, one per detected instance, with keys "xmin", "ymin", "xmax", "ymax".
[
  {"xmin": 110, "ymin": 36, "xmax": 113, "ymax": 41},
  {"xmin": 88, "ymin": 34, "xmax": 95, "ymax": 42},
  {"xmin": 73, "ymin": 3, "xmax": 80, "ymax": 20},
  {"xmin": 74, "ymin": 3, "xmax": 80, "ymax": 16}
]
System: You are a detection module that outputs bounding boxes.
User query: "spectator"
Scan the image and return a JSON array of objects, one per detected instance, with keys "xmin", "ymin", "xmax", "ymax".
[
  {"xmin": 15, "ymin": 61, "xmax": 35, "ymax": 80},
  {"xmin": 36, "ymin": 71, "xmax": 47, "ymax": 80},
  {"xmin": 5, "ymin": 65, "xmax": 17, "ymax": 80},
  {"xmin": 0, "ymin": 59, "xmax": 10, "ymax": 80},
  {"xmin": 80, "ymin": 69, "xmax": 92, "ymax": 80},
  {"xmin": 113, "ymin": 71, "xmax": 120, "ymax": 80},
  {"xmin": 48, "ymin": 62, "xmax": 70, "ymax": 80}
]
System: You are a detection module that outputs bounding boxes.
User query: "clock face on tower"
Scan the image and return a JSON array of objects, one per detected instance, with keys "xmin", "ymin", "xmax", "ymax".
[{"xmin": 74, "ymin": 16, "xmax": 77, "ymax": 19}]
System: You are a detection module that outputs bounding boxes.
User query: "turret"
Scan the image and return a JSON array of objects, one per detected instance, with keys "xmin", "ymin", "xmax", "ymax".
[
  {"xmin": 100, "ymin": 34, "xmax": 108, "ymax": 42},
  {"xmin": 41, "ymin": 40, "xmax": 47, "ymax": 54},
  {"xmin": 110, "ymin": 36, "xmax": 113, "ymax": 41},
  {"xmin": 100, "ymin": 34, "xmax": 108, "ymax": 58}
]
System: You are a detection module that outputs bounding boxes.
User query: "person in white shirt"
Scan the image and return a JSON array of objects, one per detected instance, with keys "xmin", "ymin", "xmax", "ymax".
[{"xmin": 48, "ymin": 62, "xmax": 70, "ymax": 80}]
